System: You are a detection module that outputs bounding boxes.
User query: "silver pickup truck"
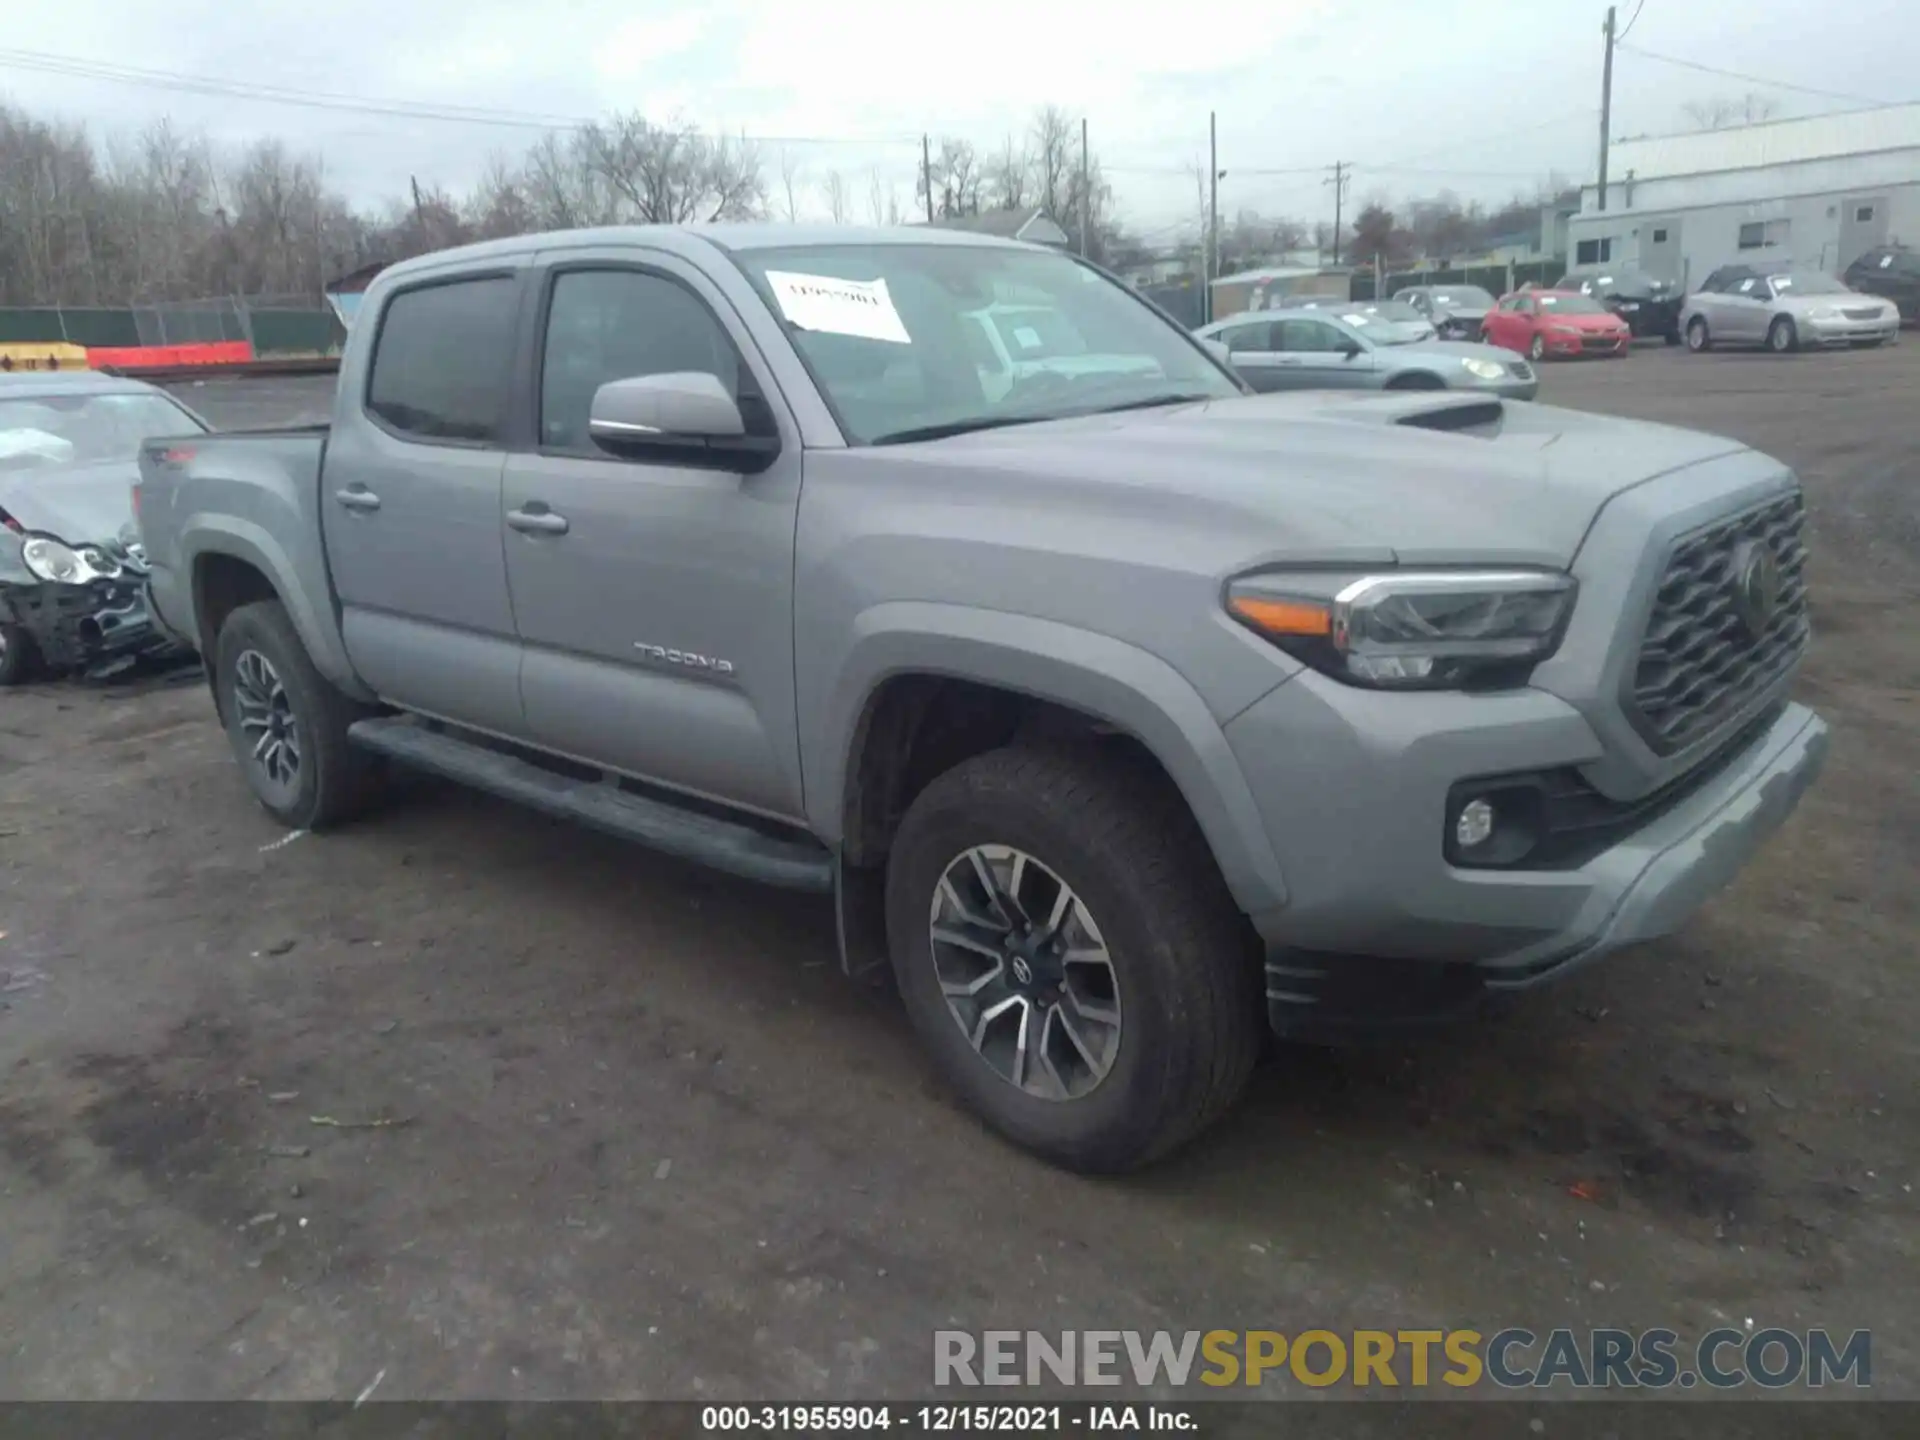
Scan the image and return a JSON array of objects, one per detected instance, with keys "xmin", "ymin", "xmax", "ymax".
[{"xmin": 135, "ymin": 224, "xmax": 1828, "ymax": 1171}]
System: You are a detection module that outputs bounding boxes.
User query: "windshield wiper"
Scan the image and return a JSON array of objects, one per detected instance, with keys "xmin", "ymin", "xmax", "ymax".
[{"xmin": 868, "ymin": 416, "xmax": 1044, "ymax": 446}]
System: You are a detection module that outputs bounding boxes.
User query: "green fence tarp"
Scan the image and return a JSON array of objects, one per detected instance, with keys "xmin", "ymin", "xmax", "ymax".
[{"xmin": 0, "ymin": 307, "xmax": 338, "ymax": 354}]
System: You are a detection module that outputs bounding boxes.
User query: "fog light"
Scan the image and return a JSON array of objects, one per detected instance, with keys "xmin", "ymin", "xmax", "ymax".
[{"xmin": 1455, "ymin": 797, "xmax": 1496, "ymax": 850}]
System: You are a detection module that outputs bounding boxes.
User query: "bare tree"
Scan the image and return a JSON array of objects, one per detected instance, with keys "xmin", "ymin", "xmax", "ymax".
[
  {"xmin": 576, "ymin": 113, "xmax": 766, "ymax": 224},
  {"xmin": 1681, "ymin": 93, "xmax": 1782, "ymax": 130},
  {"xmin": 823, "ymin": 169, "xmax": 852, "ymax": 224},
  {"xmin": 916, "ymin": 137, "xmax": 982, "ymax": 219},
  {"xmin": 1029, "ymin": 106, "xmax": 1076, "ymax": 220},
  {"xmin": 982, "ymin": 137, "xmax": 1030, "ymax": 212},
  {"xmin": 867, "ymin": 166, "xmax": 890, "ymax": 225},
  {"xmin": 778, "ymin": 147, "xmax": 804, "ymax": 222}
]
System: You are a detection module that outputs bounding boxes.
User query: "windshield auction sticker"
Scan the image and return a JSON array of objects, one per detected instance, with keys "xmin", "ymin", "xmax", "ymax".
[{"xmin": 765, "ymin": 271, "xmax": 912, "ymax": 344}]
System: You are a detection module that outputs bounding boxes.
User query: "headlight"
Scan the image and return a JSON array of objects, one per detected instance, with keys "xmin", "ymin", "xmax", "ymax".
[
  {"xmin": 1550, "ymin": 326, "xmax": 1583, "ymax": 338},
  {"xmin": 1226, "ymin": 570, "xmax": 1577, "ymax": 690},
  {"xmin": 1809, "ymin": 307, "xmax": 1840, "ymax": 321},
  {"xmin": 20, "ymin": 536, "xmax": 120, "ymax": 584},
  {"xmin": 1461, "ymin": 357, "xmax": 1506, "ymax": 381}
]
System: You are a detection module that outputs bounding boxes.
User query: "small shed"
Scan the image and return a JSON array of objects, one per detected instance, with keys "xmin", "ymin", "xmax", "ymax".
[
  {"xmin": 932, "ymin": 207, "xmax": 1072, "ymax": 248},
  {"xmin": 324, "ymin": 261, "xmax": 393, "ymax": 330}
]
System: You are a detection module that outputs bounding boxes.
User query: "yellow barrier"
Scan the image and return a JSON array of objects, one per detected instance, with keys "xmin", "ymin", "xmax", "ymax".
[{"xmin": 0, "ymin": 342, "xmax": 90, "ymax": 372}]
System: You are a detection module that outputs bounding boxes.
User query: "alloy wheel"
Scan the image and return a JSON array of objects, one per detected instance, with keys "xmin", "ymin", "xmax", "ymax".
[
  {"xmin": 927, "ymin": 844, "xmax": 1122, "ymax": 1102},
  {"xmin": 233, "ymin": 649, "xmax": 302, "ymax": 798}
]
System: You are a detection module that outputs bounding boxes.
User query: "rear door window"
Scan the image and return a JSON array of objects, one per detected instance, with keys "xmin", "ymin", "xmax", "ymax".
[{"xmin": 366, "ymin": 277, "xmax": 519, "ymax": 443}]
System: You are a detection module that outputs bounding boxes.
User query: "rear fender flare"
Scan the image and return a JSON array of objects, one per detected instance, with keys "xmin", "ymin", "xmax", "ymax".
[
  {"xmin": 811, "ymin": 601, "xmax": 1288, "ymax": 916},
  {"xmin": 185, "ymin": 517, "xmax": 375, "ymax": 703}
]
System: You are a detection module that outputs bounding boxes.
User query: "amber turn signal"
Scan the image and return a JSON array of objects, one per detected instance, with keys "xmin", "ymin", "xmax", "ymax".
[{"xmin": 1227, "ymin": 594, "xmax": 1333, "ymax": 638}]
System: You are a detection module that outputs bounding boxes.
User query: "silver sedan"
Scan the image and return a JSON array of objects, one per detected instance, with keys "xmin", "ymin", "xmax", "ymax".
[
  {"xmin": 1198, "ymin": 307, "xmax": 1539, "ymax": 399},
  {"xmin": 1681, "ymin": 269, "xmax": 1901, "ymax": 353}
]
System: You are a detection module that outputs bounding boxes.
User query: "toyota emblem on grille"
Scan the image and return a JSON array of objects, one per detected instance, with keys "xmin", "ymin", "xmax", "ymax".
[{"xmin": 1732, "ymin": 540, "xmax": 1781, "ymax": 641}]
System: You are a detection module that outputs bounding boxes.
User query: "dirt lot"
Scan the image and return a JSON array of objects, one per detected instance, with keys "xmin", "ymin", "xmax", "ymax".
[{"xmin": 0, "ymin": 346, "xmax": 1914, "ymax": 1404}]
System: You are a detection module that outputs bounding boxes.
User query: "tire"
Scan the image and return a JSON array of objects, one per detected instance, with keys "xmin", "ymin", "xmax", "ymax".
[
  {"xmin": 1686, "ymin": 316, "xmax": 1712, "ymax": 353},
  {"xmin": 1528, "ymin": 333, "xmax": 1547, "ymax": 362},
  {"xmin": 214, "ymin": 600, "xmax": 382, "ymax": 830},
  {"xmin": 0, "ymin": 623, "xmax": 38, "ymax": 687},
  {"xmin": 884, "ymin": 742, "xmax": 1264, "ymax": 1172},
  {"xmin": 1767, "ymin": 316, "xmax": 1798, "ymax": 354}
]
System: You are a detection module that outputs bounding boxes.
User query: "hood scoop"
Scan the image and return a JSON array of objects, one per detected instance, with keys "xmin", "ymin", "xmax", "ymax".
[{"xmin": 1394, "ymin": 396, "xmax": 1506, "ymax": 436}]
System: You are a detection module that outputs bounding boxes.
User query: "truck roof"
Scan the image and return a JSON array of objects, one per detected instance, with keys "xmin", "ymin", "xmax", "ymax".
[{"xmin": 374, "ymin": 222, "xmax": 1032, "ymax": 287}]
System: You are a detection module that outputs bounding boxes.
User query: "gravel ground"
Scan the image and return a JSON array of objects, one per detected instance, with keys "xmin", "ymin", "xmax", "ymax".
[{"xmin": 0, "ymin": 346, "xmax": 1913, "ymax": 1406}]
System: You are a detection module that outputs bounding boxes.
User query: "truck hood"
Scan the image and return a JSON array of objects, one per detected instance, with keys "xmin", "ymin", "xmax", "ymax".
[
  {"xmin": 869, "ymin": 391, "xmax": 1751, "ymax": 567},
  {"xmin": 0, "ymin": 459, "xmax": 138, "ymax": 545}
]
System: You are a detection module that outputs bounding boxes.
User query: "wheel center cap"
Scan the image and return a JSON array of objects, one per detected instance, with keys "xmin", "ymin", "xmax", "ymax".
[{"xmin": 1010, "ymin": 956, "xmax": 1034, "ymax": 987}]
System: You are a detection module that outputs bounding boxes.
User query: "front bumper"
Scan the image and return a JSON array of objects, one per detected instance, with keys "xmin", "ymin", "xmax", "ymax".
[
  {"xmin": 1226, "ymin": 673, "xmax": 1827, "ymax": 1035},
  {"xmin": 0, "ymin": 575, "xmax": 187, "ymax": 678},
  {"xmin": 1802, "ymin": 315, "xmax": 1900, "ymax": 347}
]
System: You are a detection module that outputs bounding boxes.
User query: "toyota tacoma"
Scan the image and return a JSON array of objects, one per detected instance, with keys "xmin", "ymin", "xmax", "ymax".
[{"xmin": 134, "ymin": 225, "xmax": 1828, "ymax": 1171}]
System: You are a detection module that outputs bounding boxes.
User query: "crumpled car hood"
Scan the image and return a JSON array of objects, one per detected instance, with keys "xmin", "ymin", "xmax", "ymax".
[{"xmin": 0, "ymin": 458, "xmax": 138, "ymax": 544}]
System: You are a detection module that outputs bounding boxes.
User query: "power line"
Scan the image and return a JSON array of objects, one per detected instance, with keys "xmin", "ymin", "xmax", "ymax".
[
  {"xmin": 0, "ymin": 47, "xmax": 924, "ymax": 148},
  {"xmin": 1616, "ymin": 0, "xmax": 1648, "ymax": 42},
  {"xmin": 1614, "ymin": 42, "xmax": 1895, "ymax": 108}
]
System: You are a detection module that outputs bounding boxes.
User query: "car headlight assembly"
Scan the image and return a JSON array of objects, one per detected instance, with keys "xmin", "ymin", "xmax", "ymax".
[
  {"xmin": 1550, "ymin": 326, "xmax": 1584, "ymax": 338},
  {"xmin": 1809, "ymin": 307, "xmax": 1840, "ymax": 321},
  {"xmin": 1226, "ymin": 570, "xmax": 1577, "ymax": 690},
  {"xmin": 20, "ymin": 536, "xmax": 120, "ymax": 585},
  {"xmin": 1461, "ymin": 357, "xmax": 1507, "ymax": 381}
]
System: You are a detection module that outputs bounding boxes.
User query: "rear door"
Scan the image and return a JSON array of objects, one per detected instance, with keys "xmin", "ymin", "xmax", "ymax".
[
  {"xmin": 1219, "ymin": 319, "xmax": 1292, "ymax": 390},
  {"xmin": 322, "ymin": 268, "xmax": 529, "ymax": 735},
  {"xmin": 500, "ymin": 248, "xmax": 806, "ymax": 820}
]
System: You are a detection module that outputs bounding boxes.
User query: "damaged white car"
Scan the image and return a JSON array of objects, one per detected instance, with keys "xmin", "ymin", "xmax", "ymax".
[{"xmin": 0, "ymin": 373, "xmax": 207, "ymax": 685}]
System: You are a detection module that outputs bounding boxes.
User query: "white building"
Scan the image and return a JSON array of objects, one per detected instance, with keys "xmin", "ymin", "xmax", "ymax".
[{"xmin": 1566, "ymin": 104, "xmax": 1920, "ymax": 287}]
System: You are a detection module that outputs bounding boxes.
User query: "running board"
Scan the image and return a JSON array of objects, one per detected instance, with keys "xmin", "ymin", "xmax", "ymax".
[{"xmin": 347, "ymin": 717, "xmax": 834, "ymax": 894}]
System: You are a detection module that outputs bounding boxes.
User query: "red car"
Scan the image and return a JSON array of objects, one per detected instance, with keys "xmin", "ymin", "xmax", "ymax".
[{"xmin": 1480, "ymin": 288, "xmax": 1632, "ymax": 361}]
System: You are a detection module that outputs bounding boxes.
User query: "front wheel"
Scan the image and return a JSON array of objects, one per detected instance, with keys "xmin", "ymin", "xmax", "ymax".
[
  {"xmin": 0, "ymin": 623, "xmax": 37, "ymax": 687},
  {"xmin": 214, "ymin": 600, "xmax": 382, "ymax": 830},
  {"xmin": 1528, "ymin": 333, "xmax": 1547, "ymax": 362},
  {"xmin": 1686, "ymin": 317, "xmax": 1712, "ymax": 352},
  {"xmin": 884, "ymin": 743, "xmax": 1264, "ymax": 1172},
  {"xmin": 1768, "ymin": 316, "xmax": 1799, "ymax": 353}
]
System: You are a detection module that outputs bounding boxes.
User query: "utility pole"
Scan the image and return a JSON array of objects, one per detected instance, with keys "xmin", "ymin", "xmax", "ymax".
[
  {"xmin": 1325, "ymin": 161, "xmax": 1350, "ymax": 266},
  {"xmin": 921, "ymin": 134, "xmax": 935, "ymax": 224},
  {"xmin": 1207, "ymin": 111, "xmax": 1219, "ymax": 323},
  {"xmin": 1079, "ymin": 116, "xmax": 1091, "ymax": 256},
  {"xmin": 1597, "ymin": 5, "xmax": 1616, "ymax": 211}
]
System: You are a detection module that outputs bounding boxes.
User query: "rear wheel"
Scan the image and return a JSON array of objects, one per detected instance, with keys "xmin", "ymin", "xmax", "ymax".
[
  {"xmin": 1767, "ymin": 316, "xmax": 1798, "ymax": 353},
  {"xmin": 215, "ymin": 600, "xmax": 382, "ymax": 830},
  {"xmin": 884, "ymin": 742, "xmax": 1264, "ymax": 1172},
  {"xmin": 0, "ymin": 623, "xmax": 37, "ymax": 687},
  {"xmin": 1686, "ymin": 316, "xmax": 1712, "ymax": 352}
]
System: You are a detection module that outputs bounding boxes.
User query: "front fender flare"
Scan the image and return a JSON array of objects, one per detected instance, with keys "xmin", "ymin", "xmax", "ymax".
[
  {"xmin": 183, "ymin": 516, "xmax": 374, "ymax": 702},
  {"xmin": 809, "ymin": 601, "xmax": 1288, "ymax": 916}
]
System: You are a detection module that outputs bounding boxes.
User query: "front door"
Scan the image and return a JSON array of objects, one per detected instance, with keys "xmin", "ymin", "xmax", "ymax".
[
  {"xmin": 1839, "ymin": 196, "xmax": 1890, "ymax": 272},
  {"xmin": 321, "ymin": 267, "xmax": 528, "ymax": 736},
  {"xmin": 1638, "ymin": 217, "xmax": 1684, "ymax": 286},
  {"xmin": 1721, "ymin": 275, "xmax": 1772, "ymax": 343},
  {"xmin": 1274, "ymin": 316, "xmax": 1375, "ymax": 387},
  {"xmin": 501, "ymin": 251, "xmax": 806, "ymax": 820}
]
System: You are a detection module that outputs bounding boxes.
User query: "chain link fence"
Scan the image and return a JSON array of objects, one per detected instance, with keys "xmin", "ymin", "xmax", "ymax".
[{"xmin": 0, "ymin": 294, "xmax": 343, "ymax": 355}]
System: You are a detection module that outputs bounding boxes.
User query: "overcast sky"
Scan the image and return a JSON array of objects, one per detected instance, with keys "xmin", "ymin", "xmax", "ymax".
[{"xmin": 2, "ymin": 0, "xmax": 1913, "ymax": 239}]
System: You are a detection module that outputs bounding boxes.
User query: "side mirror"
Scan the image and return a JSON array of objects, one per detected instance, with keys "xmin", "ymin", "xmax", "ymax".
[
  {"xmin": 1341, "ymin": 341, "xmax": 1365, "ymax": 360},
  {"xmin": 589, "ymin": 372, "xmax": 780, "ymax": 473},
  {"xmin": 1202, "ymin": 338, "xmax": 1233, "ymax": 365}
]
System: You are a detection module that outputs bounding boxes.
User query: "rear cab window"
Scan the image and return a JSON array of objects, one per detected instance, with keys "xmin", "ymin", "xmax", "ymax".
[{"xmin": 366, "ymin": 276, "xmax": 519, "ymax": 443}]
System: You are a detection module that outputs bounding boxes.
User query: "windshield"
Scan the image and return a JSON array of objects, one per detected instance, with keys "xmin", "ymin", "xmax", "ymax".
[
  {"xmin": 732, "ymin": 243, "xmax": 1239, "ymax": 444},
  {"xmin": 1360, "ymin": 300, "xmax": 1428, "ymax": 325},
  {"xmin": 1430, "ymin": 287, "xmax": 1495, "ymax": 309},
  {"xmin": 0, "ymin": 392, "xmax": 205, "ymax": 472},
  {"xmin": 1330, "ymin": 310, "xmax": 1419, "ymax": 346},
  {"xmin": 1536, "ymin": 292, "xmax": 1609, "ymax": 315},
  {"xmin": 1771, "ymin": 272, "xmax": 1848, "ymax": 297}
]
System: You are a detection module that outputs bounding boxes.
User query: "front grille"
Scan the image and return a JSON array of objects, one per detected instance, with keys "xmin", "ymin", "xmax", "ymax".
[
  {"xmin": 1629, "ymin": 490, "xmax": 1809, "ymax": 754},
  {"xmin": 1842, "ymin": 306, "xmax": 1883, "ymax": 321},
  {"xmin": 1581, "ymin": 334, "xmax": 1623, "ymax": 351}
]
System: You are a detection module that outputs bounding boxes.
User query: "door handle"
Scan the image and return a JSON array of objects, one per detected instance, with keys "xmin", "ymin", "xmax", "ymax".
[
  {"xmin": 335, "ymin": 486, "xmax": 381, "ymax": 512},
  {"xmin": 507, "ymin": 505, "xmax": 570, "ymax": 536}
]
